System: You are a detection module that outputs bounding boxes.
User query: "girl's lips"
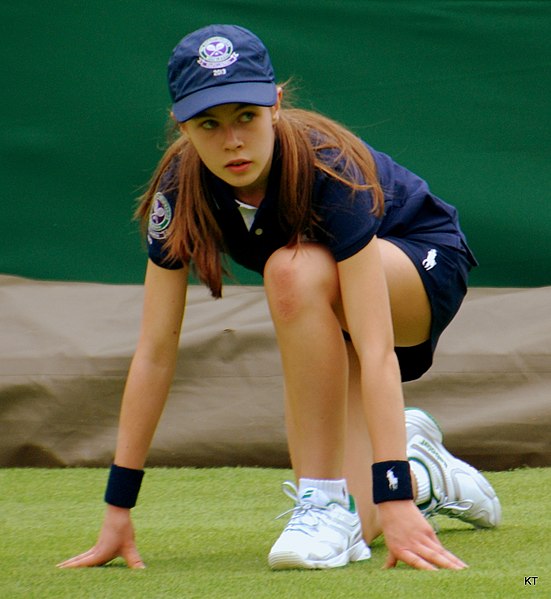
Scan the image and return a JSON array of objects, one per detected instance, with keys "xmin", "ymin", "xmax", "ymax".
[{"xmin": 225, "ymin": 160, "xmax": 252, "ymax": 173}]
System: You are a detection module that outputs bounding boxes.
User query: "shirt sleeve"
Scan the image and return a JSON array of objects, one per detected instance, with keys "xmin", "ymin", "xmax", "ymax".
[
  {"xmin": 312, "ymin": 173, "xmax": 383, "ymax": 262},
  {"xmin": 146, "ymin": 189, "xmax": 184, "ymax": 270}
]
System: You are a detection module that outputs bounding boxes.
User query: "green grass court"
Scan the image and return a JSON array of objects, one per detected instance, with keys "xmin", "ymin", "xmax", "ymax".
[{"xmin": 1, "ymin": 467, "xmax": 549, "ymax": 598}]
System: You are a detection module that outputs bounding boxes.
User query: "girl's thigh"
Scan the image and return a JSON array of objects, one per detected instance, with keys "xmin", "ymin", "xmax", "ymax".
[{"xmin": 377, "ymin": 238, "xmax": 432, "ymax": 347}]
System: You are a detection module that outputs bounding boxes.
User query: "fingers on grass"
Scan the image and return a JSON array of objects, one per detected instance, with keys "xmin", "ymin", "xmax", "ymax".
[
  {"xmin": 57, "ymin": 549, "xmax": 96, "ymax": 568},
  {"xmin": 56, "ymin": 548, "xmax": 112, "ymax": 569},
  {"xmin": 438, "ymin": 549, "xmax": 468, "ymax": 570},
  {"xmin": 57, "ymin": 547, "xmax": 144, "ymax": 570},
  {"xmin": 121, "ymin": 545, "xmax": 145, "ymax": 569},
  {"xmin": 397, "ymin": 549, "xmax": 439, "ymax": 571},
  {"xmin": 384, "ymin": 546, "xmax": 468, "ymax": 571},
  {"xmin": 422, "ymin": 540, "xmax": 468, "ymax": 570}
]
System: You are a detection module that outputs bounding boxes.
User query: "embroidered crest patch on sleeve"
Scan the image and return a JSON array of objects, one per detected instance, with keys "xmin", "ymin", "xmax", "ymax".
[{"xmin": 148, "ymin": 192, "xmax": 172, "ymax": 242}]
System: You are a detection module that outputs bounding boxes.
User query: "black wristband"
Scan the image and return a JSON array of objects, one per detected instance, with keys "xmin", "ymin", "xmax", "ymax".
[
  {"xmin": 104, "ymin": 463, "xmax": 145, "ymax": 508},
  {"xmin": 372, "ymin": 460, "xmax": 414, "ymax": 504}
]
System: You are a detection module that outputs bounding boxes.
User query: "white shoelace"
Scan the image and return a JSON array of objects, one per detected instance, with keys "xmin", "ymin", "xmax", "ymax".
[
  {"xmin": 428, "ymin": 499, "xmax": 475, "ymax": 532},
  {"xmin": 274, "ymin": 481, "xmax": 332, "ymax": 534}
]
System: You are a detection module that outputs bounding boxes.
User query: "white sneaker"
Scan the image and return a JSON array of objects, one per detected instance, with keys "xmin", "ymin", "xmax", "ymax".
[
  {"xmin": 406, "ymin": 408, "xmax": 502, "ymax": 528},
  {"xmin": 268, "ymin": 482, "xmax": 371, "ymax": 570}
]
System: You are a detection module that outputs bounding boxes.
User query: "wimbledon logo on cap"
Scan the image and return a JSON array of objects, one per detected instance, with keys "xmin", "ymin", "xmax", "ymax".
[{"xmin": 197, "ymin": 36, "xmax": 239, "ymax": 70}]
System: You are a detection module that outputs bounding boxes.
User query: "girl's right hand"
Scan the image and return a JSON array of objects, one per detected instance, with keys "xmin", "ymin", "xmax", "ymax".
[
  {"xmin": 56, "ymin": 505, "xmax": 145, "ymax": 569},
  {"xmin": 378, "ymin": 500, "xmax": 467, "ymax": 570}
]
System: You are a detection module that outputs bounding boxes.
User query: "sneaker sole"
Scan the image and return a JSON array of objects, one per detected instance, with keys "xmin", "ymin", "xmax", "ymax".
[
  {"xmin": 268, "ymin": 539, "xmax": 371, "ymax": 570},
  {"xmin": 406, "ymin": 408, "xmax": 502, "ymax": 528}
]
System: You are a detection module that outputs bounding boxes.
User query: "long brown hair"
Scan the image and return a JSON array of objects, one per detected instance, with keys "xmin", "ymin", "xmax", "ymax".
[{"xmin": 136, "ymin": 104, "xmax": 384, "ymax": 298}]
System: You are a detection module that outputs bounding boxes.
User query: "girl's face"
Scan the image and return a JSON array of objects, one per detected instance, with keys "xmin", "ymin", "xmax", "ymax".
[{"xmin": 181, "ymin": 99, "xmax": 280, "ymax": 205}]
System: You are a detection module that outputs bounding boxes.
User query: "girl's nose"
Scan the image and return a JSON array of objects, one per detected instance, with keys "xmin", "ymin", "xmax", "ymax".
[{"xmin": 224, "ymin": 126, "xmax": 244, "ymax": 150}]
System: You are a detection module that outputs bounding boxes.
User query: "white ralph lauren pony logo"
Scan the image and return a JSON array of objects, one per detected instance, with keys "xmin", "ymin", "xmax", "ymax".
[
  {"xmin": 422, "ymin": 249, "xmax": 438, "ymax": 271},
  {"xmin": 386, "ymin": 468, "xmax": 399, "ymax": 491}
]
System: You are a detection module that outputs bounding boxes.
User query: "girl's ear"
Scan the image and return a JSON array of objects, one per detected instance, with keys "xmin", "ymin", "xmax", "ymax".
[
  {"xmin": 272, "ymin": 87, "xmax": 284, "ymax": 124},
  {"xmin": 176, "ymin": 121, "xmax": 188, "ymax": 138},
  {"xmin": 170, "ymin": 111, "xmax": 187, "ymax": 135}
]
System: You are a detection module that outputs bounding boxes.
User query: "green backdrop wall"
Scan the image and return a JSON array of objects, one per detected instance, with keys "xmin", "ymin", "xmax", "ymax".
[{"xmin": 2, "ymin": 1, "xmax": 550, "ymax": 286}]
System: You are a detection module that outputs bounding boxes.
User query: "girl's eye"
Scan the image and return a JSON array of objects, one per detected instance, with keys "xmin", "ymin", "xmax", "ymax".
[
  {"xmin": 239, "ymin": 111, "xmax": 255, "ymax": 123},
  {"xmin": 200, "ymin": 119, "xmax": 218, "ymax": 130}
]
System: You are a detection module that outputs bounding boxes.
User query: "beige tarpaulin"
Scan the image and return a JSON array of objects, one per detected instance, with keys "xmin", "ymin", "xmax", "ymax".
[{"xmin": 1, "ymin": 275, "xmax": 549, "ymax": 470}]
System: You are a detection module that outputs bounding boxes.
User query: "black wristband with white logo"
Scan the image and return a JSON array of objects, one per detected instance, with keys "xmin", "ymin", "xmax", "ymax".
[{"xmin": 372, "ymin": 460, "xmax": 414, "ymax": 504}]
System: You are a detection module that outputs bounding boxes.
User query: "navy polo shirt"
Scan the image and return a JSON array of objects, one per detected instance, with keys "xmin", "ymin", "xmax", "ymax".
[{"xmin": 146, "ymin": 142, "xmax": 475, "ymax": 273}]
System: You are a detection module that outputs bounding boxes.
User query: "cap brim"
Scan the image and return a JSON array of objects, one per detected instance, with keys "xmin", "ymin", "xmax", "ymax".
[{"xmin": 172, "ymin": 81, "xmax": 277, "ymax": 122}]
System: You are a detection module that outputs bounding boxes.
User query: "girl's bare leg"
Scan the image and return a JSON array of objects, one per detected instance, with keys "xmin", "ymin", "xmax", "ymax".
[
  {"xmin": 266, "ymin": 239, "xmax": 431, "ymax": 542},
  {"xmin": 264, "ymin": 243, "xmax": 348, "ymax": 480},
  {"xmin": 267, "ymin": 238, "xmax": 491, "ymax": 571}
]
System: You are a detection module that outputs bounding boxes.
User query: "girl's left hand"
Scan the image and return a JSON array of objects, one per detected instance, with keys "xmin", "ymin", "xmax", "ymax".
[{"xmin": 378, "ymin": 500, "xmax": 468, "ymax": 570}]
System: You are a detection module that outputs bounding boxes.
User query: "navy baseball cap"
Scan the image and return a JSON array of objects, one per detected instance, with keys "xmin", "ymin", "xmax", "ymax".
[{"xmin": 168, "ymin": 24, "xmax": 277, "ymax": 122}]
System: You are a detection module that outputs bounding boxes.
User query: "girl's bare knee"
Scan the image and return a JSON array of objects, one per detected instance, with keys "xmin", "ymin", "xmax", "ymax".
[
  {"xmin": 265, "ymin": 251, "xmax": 312, "ymax": 322},
  {"xmin": 264, "ymin": 244, "xmax": 339, "ymax": 322}
]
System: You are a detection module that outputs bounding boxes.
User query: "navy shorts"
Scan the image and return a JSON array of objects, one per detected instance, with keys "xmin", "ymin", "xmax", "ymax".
[{"xmin": 344, "ymin": 237, "xmax": 476, "ymax": 382}]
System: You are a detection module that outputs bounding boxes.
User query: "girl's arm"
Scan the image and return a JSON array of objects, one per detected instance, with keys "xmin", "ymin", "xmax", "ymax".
[
  {"xmin": 337, "ymin": 238, "xmax": 406, "ymax": 463},
  {"xmin": 115, "ymin": 260, "xmax": 189, "ymax": 469},
  {"xmin": 337, "ymin": 238, "xmax": 466, "ymax": 570},
  {"xmin": 57, "ymin": 260, "xmax": 189, "ymax": 569}
]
